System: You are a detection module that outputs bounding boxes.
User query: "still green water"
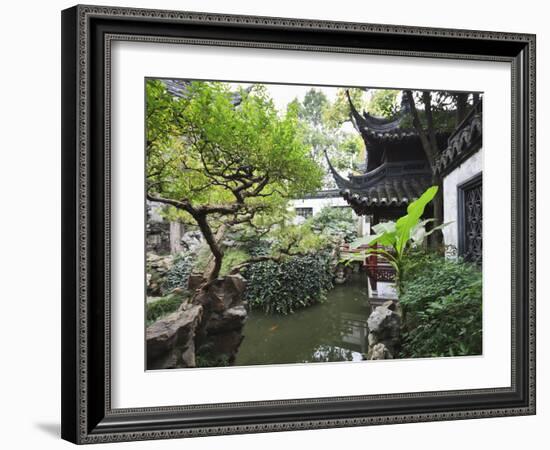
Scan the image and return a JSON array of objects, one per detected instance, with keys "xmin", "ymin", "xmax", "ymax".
[{"xmin": 235, "ymin": 275, "xmax": 371, "ymax": 366}]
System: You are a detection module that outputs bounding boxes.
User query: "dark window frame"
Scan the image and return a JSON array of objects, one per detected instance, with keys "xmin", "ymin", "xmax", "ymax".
[
  {"xmin": 295, "ymin": 207, "xmax": 313, "ymax": 219},
  {"xmin": 457, "ymin": 172, "xmax": 483, "ymax": 264}
]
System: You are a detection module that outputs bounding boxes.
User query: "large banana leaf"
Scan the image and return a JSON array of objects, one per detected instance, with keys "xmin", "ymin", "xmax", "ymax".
[
  {"xmin": 350, "ymin": 221, "xmax": 397, "ymax": 250},
  {"xmin": 411, "ymin": 219, "xmax": 452, "ymax": 246},
  {"xmin": 349, "ymin": 186, "xmax": 439, "ymax": 263},
  {"xmin": 349, "ymin": 233, "xmax": 382, "ymax": 249},
  {"xmin": 394, "ymin": 186, "xmax": 438, "ymax": 256},
  {"xmin": 372, "ymin": 221, "xmax": 396, "ymax": 234}
]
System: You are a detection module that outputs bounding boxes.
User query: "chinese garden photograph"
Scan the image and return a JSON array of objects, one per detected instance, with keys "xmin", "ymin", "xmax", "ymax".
[{"xmin": 145, "ymin": 78, "xmax": 483, "ymax": 370}]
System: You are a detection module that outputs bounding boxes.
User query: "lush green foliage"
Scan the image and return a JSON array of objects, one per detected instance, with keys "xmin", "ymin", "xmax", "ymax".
[
  {"xmin": 146, "ymin": 79, "xmax": 328, "ymax": 281},
  {"xmin": 322, "ymin": 88, "xmax": 366, "ymax": 129},
  {"xmin": 349, "ymin": 186, "xmax": 442, "ymax": 293},
  {"xmin": 233, "ymin": 234, "xmax": 271, "ymax": 258},
  {"xmin": 161, "ymin": 251, "xmax": 195, "ymax": 293},
  {"xmin": 242, "ymin": 253, "xmax": 334, "ymax": 315},
  {"xmin": 191, "ymin": 215, "xmax": 333, "ymax": 281},
  {"xmin": 229, "ymin": 216, "xmax": 337, "ymax": 315},
  {"xmin": 324, "ymin": 133, "xmax": 364, "ymax": 173},
  {"xmin": 146, "ymin": 80, "xmax": 323, "ymax": 218},
  {"xmin": 399, "ymin": 252, "xmax": 482, "ymax": 358},
  {"xmin": 309, "ymin": 206, "xmax": 357, "ymax": 243},
  {"xmin": 146, "ymin": 294, "xmax": 184, "ymax": 325},
  {"xmin": 220, "ymin": 248, "xmax": 250, "ymax": 276},
  {"xmin": 399, "ymin": 91, "xmax": 475, "ymax": 132},
  {"xmin": 295, "ymin": 88, "xmax": 329, "ymax": 126},
  {"xmin": 288, "ymin": 88, "xmax": 364, "ymax": 178},
  {"xmin": 270, "ymin": 222, "xmax": 331, "ymax": 255},
  {"xmin": 366, "ymin": 89, "xmax": 400, "ymax": 118}
]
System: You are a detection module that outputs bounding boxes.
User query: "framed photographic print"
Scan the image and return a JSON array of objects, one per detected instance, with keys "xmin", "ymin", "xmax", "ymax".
[{"xmin": 61, "ymin": 4, "xmax": 536, "ymax": 444}]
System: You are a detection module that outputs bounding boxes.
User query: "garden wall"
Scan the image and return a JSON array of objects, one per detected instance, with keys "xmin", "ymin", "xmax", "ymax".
[{"xmin": 442, "ymin": 148, "xmax": 483, "ymax": 250}]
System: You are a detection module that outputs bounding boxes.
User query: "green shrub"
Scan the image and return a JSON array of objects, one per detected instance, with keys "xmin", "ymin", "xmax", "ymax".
[
  {"xmin": 220, "ymin": 248, "xmax": 250, "ymax": 276},
  {"xmin": 242, "ymin": 252, "xmax": 334, "ymax": 315},
  {"xmin": 161, "ymin": 251, "xmax": 194, "ymax": 293},
  {"xmin": 246, "ymin": 239, "xmax": 271, "ymax": 257},
  {"xmin": 399, "ymin": 252, "xmax": 482, "ymax": 358},
  {"xmin": 146, "ymin": 294, "xmax": 184, "ymax": 325},
  {"xmin": 309, "ymin": 206, "xmax": 357, "ymax": 243}
]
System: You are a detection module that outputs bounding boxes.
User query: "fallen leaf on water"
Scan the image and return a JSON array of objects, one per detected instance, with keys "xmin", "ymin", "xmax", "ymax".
[{"xmin": 269, "ymin": 325, "xmax": 279, "ymax": 332}]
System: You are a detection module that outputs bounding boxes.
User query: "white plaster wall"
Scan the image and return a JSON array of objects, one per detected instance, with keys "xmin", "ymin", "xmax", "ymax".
[
  {"xmin": 289, "ymin": 196, "xmax": 350, "ymax": 215},
  {"xmin": 289, "ymin": 196, "xmax": 370, "ymax": 236},
  {"xmin": 442, "ymin": 148, "xmax": 483, "ymax": 250}
]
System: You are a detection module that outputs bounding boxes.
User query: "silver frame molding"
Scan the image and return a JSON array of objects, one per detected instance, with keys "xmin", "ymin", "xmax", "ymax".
[{"xmin": 61, "ymin": 4, "xmax": 536, "ymax": 444}]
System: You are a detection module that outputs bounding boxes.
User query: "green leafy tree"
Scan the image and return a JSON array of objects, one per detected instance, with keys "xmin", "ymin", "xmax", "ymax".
[
  {"xmin": 322, "ymin": 88, "xmax": 366, "ymax": 129},
  {"xmin": 297, "ymin": 88, "xmax": 328, "ymax": 126},
  {"xmin": 146, "ymin": 80, "xmax": 323, "ymax": 282},
  {"xmin": 290, "ymin": 88, "xmax": 365, "ymax": 184},
  {"xmin": 309, "ymin": 206, "xmax": 357, "ymax": 243},
  {"xmin": 288, "ymin": 92, "xmax": 334, "ymax": 164},
  {"xmin": 366, "ymin": 89, "xmax": 400, "ymax": 118},
  {"xmin": 330, "ymin": 133, "xmax": 363, "ymax": 171}
]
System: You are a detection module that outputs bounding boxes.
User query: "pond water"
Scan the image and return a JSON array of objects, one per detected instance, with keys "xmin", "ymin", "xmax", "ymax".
[{"xmin": 235, "ymin": 274, "xmax": 371, "ymax": 366}]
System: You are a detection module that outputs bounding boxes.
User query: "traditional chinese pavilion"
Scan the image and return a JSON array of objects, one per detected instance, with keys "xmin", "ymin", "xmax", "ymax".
[
  {"xmin": 328, "ymin": 92, "xmax": 483, "ymax": 266},
  {"xmin": 326, "ymin": 95, "xmax": 451, "ymax": 225}
]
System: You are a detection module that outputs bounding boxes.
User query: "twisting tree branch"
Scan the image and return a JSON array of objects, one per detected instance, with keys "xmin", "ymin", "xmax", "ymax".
[
  {"xmin": 228, "ymin": 250, "xmax": 308, "ymax": 275},
  {"xmin": 146, "ymin": 194, "xmax": 194, "ymax": 214},
  {"xmin": 147, "ymin": 192, "xmax": 227, "ymax": 281}
]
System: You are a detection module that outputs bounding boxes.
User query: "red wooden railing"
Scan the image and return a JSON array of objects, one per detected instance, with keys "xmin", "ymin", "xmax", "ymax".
[{"xmin": 340, "ymin": 242, "xmax": 396, "ymax": 292}]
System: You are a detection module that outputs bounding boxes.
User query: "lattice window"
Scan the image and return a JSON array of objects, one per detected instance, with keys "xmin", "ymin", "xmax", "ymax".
[
  {"xmin": 458, "ymin": 173, "xmax": 483, "ymax": 265},
  {"xmin": 295, "ymin": 207, "xmax": 313, "ymax": 219}
]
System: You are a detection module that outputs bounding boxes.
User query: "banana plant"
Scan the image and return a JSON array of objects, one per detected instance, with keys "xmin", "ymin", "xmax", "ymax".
[{"xmin": 348, "ymin": 186, "xmax": 448, "ymax": 295}]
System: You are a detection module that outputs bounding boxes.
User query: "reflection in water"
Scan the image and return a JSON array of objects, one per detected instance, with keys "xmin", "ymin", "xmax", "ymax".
[{"xmin": 235, "ymin": 274, "xmax": 370, "ymax": 366}]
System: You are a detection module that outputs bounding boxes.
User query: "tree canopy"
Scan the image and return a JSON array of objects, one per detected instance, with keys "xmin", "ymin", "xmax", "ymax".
[
  {"xmin": 322, "ymin": 87, "xmax": 366, "ymax": 129},
  {"xmin": 296, "ymin": 88, "xmax": 328, "ymax": 127},
  {"xmin": 366, "ymin": 89, "xmax": 400, "ymax": 119},
  {"xmin": 289, "ymin": 88, "xmax": 364, "ymax": 183},
  {"xmin": 146, "ymin": 80, "xmax": 324, "ymax": 280},
  {"xmin": 147, "ymin": 81, "xmax": 322, "ymax": 207}
]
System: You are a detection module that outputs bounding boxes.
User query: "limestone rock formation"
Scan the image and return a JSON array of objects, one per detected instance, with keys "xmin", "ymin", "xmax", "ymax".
[
  {"xmin": 146, "ymin": 303, "xmax": 202, "ymax": 369},
  {"xmin": 193, "ymin": 274, "xmax": 248, "ymax": 365},
  {"xmin": 146, "ymin": 273, "xmax": 249, "ymax": 369},
  {"xmin": 146, "ymin": 253, "xmax": 174, "ymax": 296},
  {"xmin": 181, "ymin": 230, "xmax": 203, "ymax": 252},
  {"xmin": 366, "ymin": 300, "xmax": 401, "ymax": 360}
]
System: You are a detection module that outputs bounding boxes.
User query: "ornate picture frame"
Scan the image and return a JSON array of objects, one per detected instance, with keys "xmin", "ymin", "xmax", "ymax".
[{"xmin": 61, "ymin": 4, "xmax": 536, "ymax": 444}]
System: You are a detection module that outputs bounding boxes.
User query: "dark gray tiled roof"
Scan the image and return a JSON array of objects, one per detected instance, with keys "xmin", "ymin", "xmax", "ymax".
[
  {"xmin": 435, "ymin": 103, "xmax": 482, "ymax": 176},
  {"xmin": 341, "ymin": 174, "xmax": 433, "ymax": 208}
]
